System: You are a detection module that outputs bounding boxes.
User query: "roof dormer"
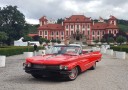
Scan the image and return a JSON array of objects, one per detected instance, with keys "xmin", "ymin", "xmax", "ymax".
[
  {"xmin": 39, "ymin": 16, "xmax": 48, "ymax": 26},
  {"xmin": 108, "ymin": 15, "xmax": 117, "ymax": 25}
]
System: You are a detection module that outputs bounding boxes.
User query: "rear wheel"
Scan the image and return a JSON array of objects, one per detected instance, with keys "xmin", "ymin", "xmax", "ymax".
[
  {"xmin": 90, "ymin": 62, "xmax": 96, "ymax": 70},
  {"xmin": 68, "ymin": 67, "xmax": 78, "ymax": 81}
]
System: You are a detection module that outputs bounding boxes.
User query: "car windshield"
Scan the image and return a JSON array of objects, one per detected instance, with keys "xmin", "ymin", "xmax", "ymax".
[{"xmin": 46, "ymin": 45, "xmax": 81, "ymax": 55}]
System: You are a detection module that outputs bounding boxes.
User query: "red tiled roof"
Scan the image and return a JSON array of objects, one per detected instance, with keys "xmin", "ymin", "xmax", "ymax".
[
  {"xmin": 106, "ymin": 24, "xmax": 119, "ymax": 29},
  {"xmin": 64, "ymin": 15, "xmax": 92, "ymax": 23},
  {"xmin": 109, "ymin": 15, "xmax": 117, "ymax": 20},
  {"xmin": 92, "ymin": 22, "xmax": 119, "ymax": 30},
  {"xmin": 38, "ymin": 24, "xmax": 63, "ymax": 30},
  {"xmin": 28, "ymin": 34, "xmax": 38, "ymax": 37},
  {"xmin": 39, "ymin": 16, "xmax": 48, "ymax": 21},
  {"xmin": 92, "ymin": 22, "xmax": 108, "ymax": 30}
]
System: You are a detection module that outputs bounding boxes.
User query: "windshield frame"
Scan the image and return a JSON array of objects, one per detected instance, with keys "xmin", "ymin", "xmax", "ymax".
[{"xmin": 46, "ymin": 45, "xmax": 82, "ymax": 55}]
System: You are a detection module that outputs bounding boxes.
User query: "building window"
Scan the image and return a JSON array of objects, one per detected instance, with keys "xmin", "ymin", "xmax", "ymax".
[
  {"xmin": 83, "ymin": 31, "xmax": 85, "ymax": 34},
  {"xmin": 88, "ymin": 31, "xmax": 90, "ymax": 35},
  {"xmin": 109, "ymin": 31, "xmax": 111, "ymax": 34},
  {"xmin": 112, "ymin": 20, "xmax": 114, "ymax": 24},
  {"xmin": 61, "ymin": 37, "xmax": 63, "ymax": 40},
  {"xmin": 114, "ymin": 30, "xmax": 116, "ymax": 34},
  {"xmin": 45, "ymin": 31, "xmax": 47, "ymax": 35},
  {"xmin": 51, "ymin": 32, "xmax": 54, "ymax": 35},
  {"xmin": 93, "ymin": 37, "xmax": 95, "ymax": 40},
  {"xmin": 98, "ymin": 37, "xmax": 100, "ymax": 40},
  {"xmin": 102, "ymin": 31, "xmax": 105, "ymax": 35},
  {"xmin": 66, "ymin": 31, "xmax": 68, "ymax": 35},
  {"xmin": 51, "ymin": 37, "xmax": 53, "ymax": 40},
  {"xmin": 40, "ymin": 31, "xmax": 42, "ymax": 35},
  {"xmin": 98, "ymin": 31, "xmax": 100, "ymax": 35},
  {"xmin": 66, "ymin": 25, "xmax": 68, "ymax": 29},
  {"xmin": 71, "ymin": 25, "xmax": 73, "ymax": 29},
  {"xmin": 77, "ymin": 25, "xmax": 79, "ymax": 29},
  {"xmin": 56, "ymin": 31, "xmax": 59, "ymax": 35},
  {"xmin": 61, "ymin": 31, "xmax": 63, "ymax": 35},
  {"xmin": 82, "ymin": 25, "xmax": 85, "ymax": 28},
  {"xmin": 71, "ymin": 31, "xmax": 73, "ymax": 35},
  {"xmin": 92, "ymin": 31, "xmax": 94, "ymax": 35},
  {"xmin": 87, "ymin": 24, "xmax": 90, "ymax": 28}
]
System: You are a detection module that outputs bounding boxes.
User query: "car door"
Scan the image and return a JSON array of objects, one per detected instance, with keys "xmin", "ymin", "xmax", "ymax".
[{"xmin": 77, "ymin": 54, "xmax": 90, "ymax": 72}]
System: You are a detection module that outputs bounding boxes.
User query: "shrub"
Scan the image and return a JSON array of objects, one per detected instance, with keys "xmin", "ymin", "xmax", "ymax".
[
  {"xmin": 110, "ymin": 46, "xmax": 128, "ymax": 53},
  {"xmin": 0, "ymin": 46, "xmax": 43, "ymax": 56}
]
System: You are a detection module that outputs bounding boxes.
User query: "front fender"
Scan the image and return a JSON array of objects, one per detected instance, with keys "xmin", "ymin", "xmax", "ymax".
[{"xmin": 63, "ymin": 62, "xmax": 78, "ymax": 70}]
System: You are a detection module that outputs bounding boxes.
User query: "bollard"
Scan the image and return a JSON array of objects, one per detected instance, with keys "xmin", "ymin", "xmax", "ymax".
[
  {"xmin": 0, "ymin": 55, "xmax": 6, "ymax": 67},
  {"xmin": 23, "ymin": 52, "xmax": 33, "ymax": 59}
]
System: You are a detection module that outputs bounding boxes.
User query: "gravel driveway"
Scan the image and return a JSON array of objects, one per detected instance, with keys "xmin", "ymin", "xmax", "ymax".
[{"xmin": 0, "ymin": 54, "xmax": 128, "ymax": 90}]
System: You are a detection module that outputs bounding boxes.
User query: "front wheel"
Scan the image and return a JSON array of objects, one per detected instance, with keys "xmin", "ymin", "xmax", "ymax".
[{"xmin": 68, "ymin": 67, "xmax": 78, "ymax": 81}]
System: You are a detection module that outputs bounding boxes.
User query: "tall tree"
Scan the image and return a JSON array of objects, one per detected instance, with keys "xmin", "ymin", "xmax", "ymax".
[
  {"xmin": 0, "ymin": 5, "xmax": 25, "ymax": 45},
  {"xmin": 22, "ymin": 35, "xmax": 33, "ymax": 42},
  {"xmin": 116, "ymin": 30, "xmax": 128, "ymax": 40},
  {"xmin": 102, "ymin": 33, "xmax": 115, "ymax": 44},
  {"xmin": 57, "ymin": 18, "xmax": 64, "ymax": 24},
  {"xmin": 107, "ymin": 37, "xmax": 115, "ymax": 44},
  {"xmin": 116, "ymin": 35, "xmax": 127, "ymax": 45},
  {"xmin": 0, "ymin": 31, "xmax": 8, "ymax": 46}
]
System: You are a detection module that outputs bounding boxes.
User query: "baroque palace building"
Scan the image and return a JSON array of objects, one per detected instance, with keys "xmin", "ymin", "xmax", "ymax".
[{"xmin": 38, "ymin": 15, "xmax": 119, "ymax": 44}]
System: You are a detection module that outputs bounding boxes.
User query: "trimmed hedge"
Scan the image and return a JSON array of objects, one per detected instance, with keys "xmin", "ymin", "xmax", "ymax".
[
  {"xmin": 110, "ymin": 46, "xmax": 128, "ymax": 53},
  {"xmin": 0, "ymin": 46, "xmax": 43, "ymax": 56}
]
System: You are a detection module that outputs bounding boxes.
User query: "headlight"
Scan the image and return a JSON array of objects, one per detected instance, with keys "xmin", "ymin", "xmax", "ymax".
[
  {"xmin": 64, "ymin": 66, "xmax": 68, "ymax": 70},
  {"xmin": 59, "ymin": 65, "xmax": 68, "ymax": 70},
  {"xmin": 27, "ymin": 63, "xmax": 31, "ymax": 67},
  {"xmin": 59, "ymin": 65, "xmax": 63, "ymax": 70}
]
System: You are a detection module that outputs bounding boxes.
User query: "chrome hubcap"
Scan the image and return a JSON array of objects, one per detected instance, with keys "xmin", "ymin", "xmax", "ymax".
[{"xmin": 69, "ymin": 67, "xmax": 78, "ymax": 79}]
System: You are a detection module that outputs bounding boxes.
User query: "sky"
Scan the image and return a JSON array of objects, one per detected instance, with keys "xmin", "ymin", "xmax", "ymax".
[{"xmin": 0, "ymin": 0, "xmax": 128, "ymax": 24}]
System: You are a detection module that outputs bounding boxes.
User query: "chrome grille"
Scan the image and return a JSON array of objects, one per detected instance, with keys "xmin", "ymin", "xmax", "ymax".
[{"xmin": 32, "ymin": 64, "xmax": 59, "ymax": 70}]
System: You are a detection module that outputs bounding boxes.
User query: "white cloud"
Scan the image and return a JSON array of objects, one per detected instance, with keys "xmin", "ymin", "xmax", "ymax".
[
  {"xmin": 0, "ymin": 0, "xmax": 128, "ymax": 24},
  {"xmin": 25, "ymin": 18, "xmax": 39, "ymax": 24}
]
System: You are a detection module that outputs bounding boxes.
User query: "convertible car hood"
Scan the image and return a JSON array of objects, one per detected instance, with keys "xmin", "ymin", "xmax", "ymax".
[{"xmin": 26, "ymin": 55, "xmax": 76, "ymax": 65}]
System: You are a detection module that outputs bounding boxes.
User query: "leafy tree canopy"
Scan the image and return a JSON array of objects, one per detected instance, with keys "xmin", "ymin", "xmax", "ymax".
[
  {"xmin": 107, "ymin": 37, "xmax": 115, "ymax": 43},
  {"xmin": 23, "ymin": 35, "xmax": 33, "ymax": 42},
  {"xmin": 0, "ymin": 5, "xmax": 25, "ymax": 45},
  {"xmin": 100, "ymin": 38, "xmax": 106, "ymax": 43},
  {"xmin": 56, "ymin": 39, "xmax": 61, "ymax": 44},
  {"xmin": 51, "ymin": 39, "xmax": 56, "ymax": 43},
  {"xmin": 0, "ymin": 31, "xmax": 8, "ymax": 42},
  {"xmin": 116, "ymin": 35, "xmax": 127, "ymax": 45},
  {"xmin": 93, "ymin": 39, "xmax": 99, "ymax": 43},
  {"xmin": 39, "ymin": 38, "xmax": 47, "ymax": 44},
  {"xmin": 57, "ymin": 18, "xmax": 64, "ymax": 24}
]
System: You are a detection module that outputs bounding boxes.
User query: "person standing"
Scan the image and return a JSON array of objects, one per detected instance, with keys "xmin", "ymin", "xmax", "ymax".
[{"xmin": 34, "ymin": 44, "xmax": 37, "ymax": 56}]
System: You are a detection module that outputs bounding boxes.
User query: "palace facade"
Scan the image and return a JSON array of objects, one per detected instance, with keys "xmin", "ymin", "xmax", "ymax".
[{"xmin": 38, "ymin": 15, "xmax": 119, "ymax": 44}]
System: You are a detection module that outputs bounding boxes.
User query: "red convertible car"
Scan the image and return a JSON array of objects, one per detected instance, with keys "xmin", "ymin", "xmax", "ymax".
[{"xmin": 23, "ymin": 44, "xmax": 102, "ymax": 80}]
